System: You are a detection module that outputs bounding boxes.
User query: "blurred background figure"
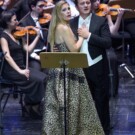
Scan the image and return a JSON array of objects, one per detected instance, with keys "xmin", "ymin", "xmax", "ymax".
[{"xmin": 0, "ymin": 0, "xmax": 11, "ymax": 13}]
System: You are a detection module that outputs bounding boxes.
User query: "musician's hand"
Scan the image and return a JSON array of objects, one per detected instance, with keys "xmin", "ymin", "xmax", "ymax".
[
  {"xmin": 19, "ymin": 69, "xmax": 30, "ymax": 79},
  {"xmin": 101, "ymin": 6, "xmax": 110, "ymax": 16},
  {"xmin": 32, "ymin": 27, "xmax": 40, "ymax": 36},
  {"xmin": 117, "ymin": 8, "xmax": 125, "ymax": 17}
]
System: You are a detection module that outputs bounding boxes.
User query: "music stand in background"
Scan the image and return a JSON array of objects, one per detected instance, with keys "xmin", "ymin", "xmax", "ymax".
[{"xmin": 40, "ymin": 52, "xmax": 88, "ymax": 135}]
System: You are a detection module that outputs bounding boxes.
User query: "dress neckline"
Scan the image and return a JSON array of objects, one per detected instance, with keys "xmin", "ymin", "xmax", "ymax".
[{"xmin": 3, "ymin": 31, "xmax": 20, "ymax": 45}]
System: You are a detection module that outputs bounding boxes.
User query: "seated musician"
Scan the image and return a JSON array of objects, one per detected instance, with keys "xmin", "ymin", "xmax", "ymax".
[
  {"xmin": 102, "ymin": 0, "xmax": 135, "ymax": 64},
  {"xmin": 91, "ymin": 0, "xmax": 125, "ymax": 36},
  {"xmin": 11, "ymin": 0, "xmax": 54, "ymax": 22},
  {"xmin": 0, "ymin": 10, "xmax": 47, "ymax": 119},
  {"xmin": 19, "ymin": 0, "xmax": 50, "ymax": 73}
]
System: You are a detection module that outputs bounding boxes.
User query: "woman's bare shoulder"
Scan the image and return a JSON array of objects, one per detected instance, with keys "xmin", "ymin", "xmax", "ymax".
[{"xmin": 56, "ymin": 24, "xmax": 70, "ymax": 32}]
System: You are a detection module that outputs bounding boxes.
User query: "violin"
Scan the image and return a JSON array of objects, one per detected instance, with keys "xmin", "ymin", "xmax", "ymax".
[
  {"xmin": 12, "ymin": 26, "xmax": 48, "ymax": 39},
  {"xmin": 39, "ymin": 13, "xmax": 52, "ymax": 25},
  {"xmin": 12, "ymin": 26, "xmax": 37, "ymax": 39},
  {"xmin": 17, "ymin": 1, "xmax": 53, "ymax": 25},
  {"xmin": 38, "ymin": 1, "xmax": 54, "ymax": 25},
  {"xmin": 39, "ymin": 1, "xmax": 54, "ymax": 25},
  {"xmin": 96, "ymin": 4, "xmax": 135, "ymax": 16}
]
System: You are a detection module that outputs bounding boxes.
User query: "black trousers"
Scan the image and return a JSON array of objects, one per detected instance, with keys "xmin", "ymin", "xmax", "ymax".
[{"xmin": 83, "ymin": 61, "xmax": 110, "ymax": 135}]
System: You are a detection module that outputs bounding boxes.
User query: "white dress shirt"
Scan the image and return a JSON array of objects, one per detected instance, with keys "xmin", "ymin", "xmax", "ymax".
[
  {"xmin": 78, "ymin": 14, "xmax": 103, "ymax": 66},
  {"xmin": 30, "ymin": 16, "xmax": 46, "ymax": 59}
]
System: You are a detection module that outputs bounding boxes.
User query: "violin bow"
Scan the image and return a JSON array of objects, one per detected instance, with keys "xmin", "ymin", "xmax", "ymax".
[
  {"xmin": 18, "ymin": 12, "xmax": 30, "ymax": 25},
  {"xmin": 26, "ymin": 30, "xmax": 29, "ymax": 80}
]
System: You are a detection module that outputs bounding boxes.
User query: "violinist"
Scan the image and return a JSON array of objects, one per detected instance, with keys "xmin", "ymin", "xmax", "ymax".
[
  {"xmin": 0, "ymin": 10, "xmax": 47, "ymax": 119},
  {"xmin": 92, "ymin": 0, "xmax": 135, "ymax": 65},
  {"xmin": 19, "ymin": 0, "xmax": 50, "ymax": 74},
  {"xmin": 11, "ymin": 0, "xmax": 54, "ymax": 22},
  {"xmin": 91, "ymin": 0, "xmax": 125, "ymax": 36}
]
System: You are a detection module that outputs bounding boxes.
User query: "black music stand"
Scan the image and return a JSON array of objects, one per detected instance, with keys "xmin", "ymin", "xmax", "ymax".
[{"xmin": 40, "ymin": 52, "xmax": 88, "ymax": 135}]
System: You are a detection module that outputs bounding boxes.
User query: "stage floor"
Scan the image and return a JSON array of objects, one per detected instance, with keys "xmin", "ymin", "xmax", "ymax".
[{"xmin": 1, "ymin": 54, "xmax": 135, "ymax": 135}]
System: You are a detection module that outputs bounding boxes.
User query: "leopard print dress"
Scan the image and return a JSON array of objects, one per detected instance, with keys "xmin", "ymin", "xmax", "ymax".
[{"xmin": 42, "ymin": 43, "xmax": 105, "ymax": 135}]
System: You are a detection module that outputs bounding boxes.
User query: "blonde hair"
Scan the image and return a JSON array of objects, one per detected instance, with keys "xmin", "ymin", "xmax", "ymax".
[{"xmin": 48, "ymin": 0, "xmax": 68, "ymax": 51}]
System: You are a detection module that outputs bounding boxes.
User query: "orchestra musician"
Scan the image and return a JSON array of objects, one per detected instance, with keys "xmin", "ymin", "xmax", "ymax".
[
  {"xmin": 11, "ymin": 0, "xmax": 54, "ymax": 21},
  {"xmin": 0, "ymin": 10, "xmax": 47, "ymax": 119},
  {"xmin": 108, "ymin": 0, "xmax": 135, "ymax": 64},
  {"xmin": 19, "ymin": 0, "xmax": 50, "ymax": 74},
  {"xmin": 91, "ymin": 0, "xmax": 125, "ymax": 36}
]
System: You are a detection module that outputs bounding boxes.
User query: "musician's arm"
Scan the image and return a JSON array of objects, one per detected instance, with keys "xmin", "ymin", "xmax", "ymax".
[{"xmin": 106, "ymin": 9, "xmax": 124, "ymax": 35}]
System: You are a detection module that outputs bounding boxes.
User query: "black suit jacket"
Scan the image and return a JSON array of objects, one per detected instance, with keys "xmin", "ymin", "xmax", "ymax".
[
  {"xmin": 70, "ymin": 14, "xmax": 111, "ymax": 133},
  {"xmin": 70, "ymin": 13, "xmax": 111, "ymax": 60},
  {"xmin": 70, "ymin": 13, "xmax": 112, "ymax": 75}
]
